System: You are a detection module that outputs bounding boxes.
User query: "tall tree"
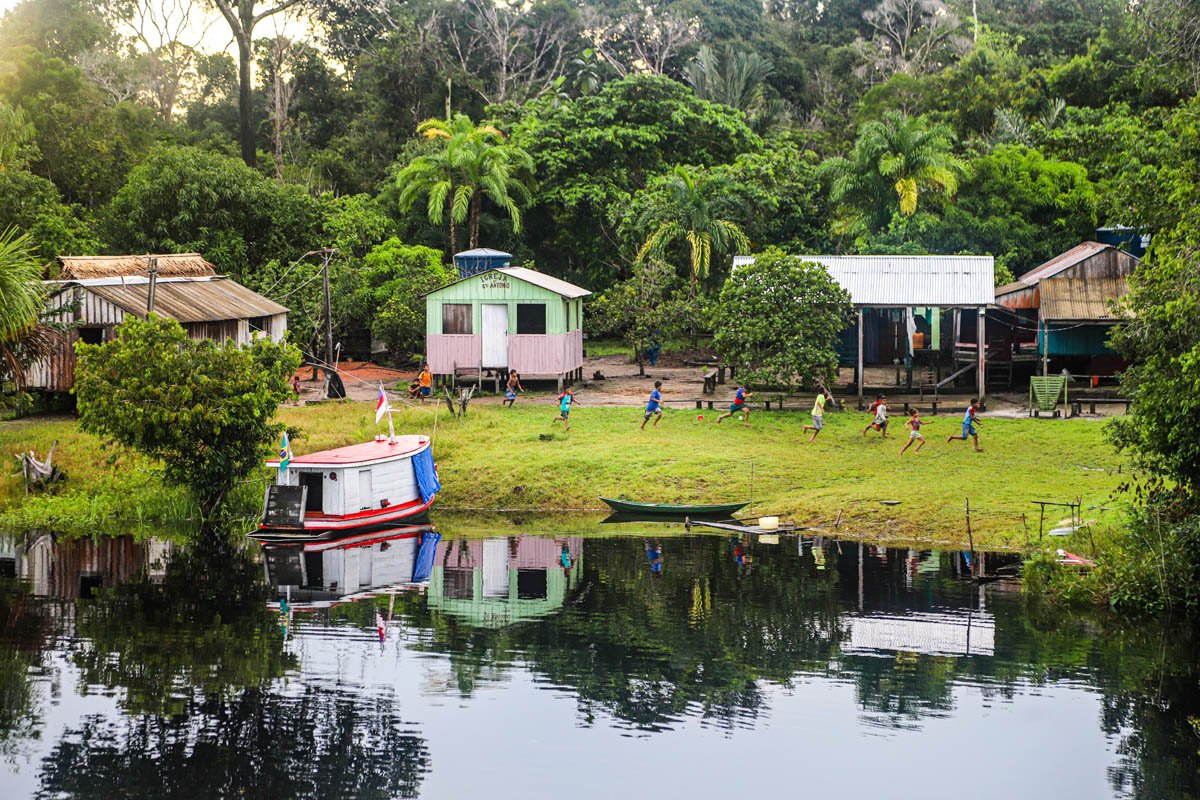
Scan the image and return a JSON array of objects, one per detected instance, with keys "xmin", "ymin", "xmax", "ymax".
[
  {"xmin": 819, "ymin": 111, "xmax": 967, "ymax": 232},
  {"xmin": 636, "ymin": 165, "xmax": 750, "ymax": 301},
  {"xmin": 394, "ymin": 114, "xmax": 533, "ymax": 253},
  {"xmin": 0, "ymin": 228, "xmax": 58, "ymax": 403},
  {"xmin": 207, "ymin": 0, "xmax": 308, "ymax": 166}
]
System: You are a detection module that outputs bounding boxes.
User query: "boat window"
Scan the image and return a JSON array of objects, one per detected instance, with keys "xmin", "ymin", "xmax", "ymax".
[
  {"xmin": 516, "ymin": 303, "xmax": 546, "ymax": 335},
  {"xmin": 442, "ymin": 304, "xmax": 472, "ymax": 334},
  {"xmin": 299, "ymin": 472, "xmax": 323, "ymax": 513}
]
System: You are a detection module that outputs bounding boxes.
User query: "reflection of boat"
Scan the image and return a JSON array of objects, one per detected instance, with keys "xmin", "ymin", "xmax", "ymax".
[
  {"xmin": 601, "ymin": 510, "xmax": 728, "ymax": 524},
  {"xmin": 260, "ymin": 436, "xmax": 440, "ymax": 535},
  {"xmin": 259, "ymin": 524, "xmax": 440, "ymax": 601},
  {"xmin": 600, "ymin": 497, "xmax": 748, "ymax": 516}
]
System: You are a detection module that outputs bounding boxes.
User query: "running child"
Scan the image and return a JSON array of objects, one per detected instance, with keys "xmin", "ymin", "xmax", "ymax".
[
  {"xmin": 717, "ymin": 383, "xmax": 752, "ymax": 426},
  {"xmin": 802, "ymin": 385, "xmax": 833, "ymax": 442},
  {"xmin": 503, "ymin": 370, "xmax": 524, "ymax": 408},
  {"xmin": 862, "ymin": 394, "xmax": 889, "ymax": 438},
  {"xmin": 552, "ymin": 388, "xmax": 580, "ymax": 431},
  {"xmin": 642, "ymin": 380, "xmax": 664, "ymax": 430},
  {"xmin": 946, "ymin": 399, "xmax": 983, "ymax": 451},
  {"xmin": 899, "ymin": 408, "xmax": 931, "ymax": 456}
]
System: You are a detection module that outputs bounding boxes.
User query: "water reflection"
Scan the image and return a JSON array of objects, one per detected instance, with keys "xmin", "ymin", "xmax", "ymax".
[{"xmin": 0, "ymin": 528, "xmax": 1197, "ymax": 799}]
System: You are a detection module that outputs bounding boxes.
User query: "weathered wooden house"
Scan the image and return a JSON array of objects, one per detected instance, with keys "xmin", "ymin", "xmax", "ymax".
[
  {"xmin": 991, "ymin": 242, "xmax": 1137, "ymax": 377},
  {"xmin": 28, "ymin": 254, "xmax": 288, "ymax": 392},
  {"xmin": 424, "ymin": 266, "xmax": 590, "ymax": 389},
  {"xmin": 734, "ymin": 254, "xmax": 996, "ymax": 399}
]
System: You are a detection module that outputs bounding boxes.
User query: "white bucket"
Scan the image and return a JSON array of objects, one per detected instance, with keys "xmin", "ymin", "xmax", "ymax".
[{"xmin": 758, "ymin": 516, "xmax": 779, "ymax": 530}]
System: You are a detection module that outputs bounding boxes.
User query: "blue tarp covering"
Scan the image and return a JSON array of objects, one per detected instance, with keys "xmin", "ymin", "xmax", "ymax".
[
  {"xmin": 411, "ymin": 531, "xmax": 441, "ymax": 583},
  {"xmin": 413, "ymin": 447, "xmax": 441, "ymax": 504}
]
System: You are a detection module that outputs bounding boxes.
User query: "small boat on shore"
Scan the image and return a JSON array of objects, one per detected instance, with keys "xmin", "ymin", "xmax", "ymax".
[
  {"xmin": 258, "ymin": 434, "xmax": 441, "ymax": 536},
  {"xmin": 600, "ymin": 497, "xmax": 748, "ymax": 516}
]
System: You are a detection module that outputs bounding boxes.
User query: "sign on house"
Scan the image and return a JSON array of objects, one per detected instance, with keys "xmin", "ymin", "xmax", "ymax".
[{"xmin": 480, "ymin": 275, "xmax": 510, "ymax": 290}]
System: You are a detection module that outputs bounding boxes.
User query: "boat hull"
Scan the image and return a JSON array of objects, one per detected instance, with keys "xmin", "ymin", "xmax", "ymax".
[
  {"xmin": 600, "ymin": 497, "xmax": 748, "ymax": 516},
  {"xmin": 255, "ymin": 496, "xmax": 434, "ymax": 541}
]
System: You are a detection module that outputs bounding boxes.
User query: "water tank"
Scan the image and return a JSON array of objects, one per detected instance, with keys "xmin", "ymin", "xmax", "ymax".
[{"xmin": 453, "ymin": 248, "xmax": 512, "ymax": 279}]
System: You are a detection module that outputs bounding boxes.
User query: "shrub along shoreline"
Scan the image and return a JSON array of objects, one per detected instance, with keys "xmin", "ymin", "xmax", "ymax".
[{"xmin": 1, "ymin": 401, "xmax": 1127, "ymax": 552}]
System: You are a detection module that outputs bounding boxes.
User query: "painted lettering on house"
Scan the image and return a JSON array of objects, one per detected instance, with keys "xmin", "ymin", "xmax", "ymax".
[{"xmin": 481, "ymin": 276, "xmax": 510, "ymax": 290}]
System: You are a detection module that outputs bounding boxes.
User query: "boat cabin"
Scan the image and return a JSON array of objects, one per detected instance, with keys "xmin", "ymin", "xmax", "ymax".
[{"xmin": 263, "ymin": 435, "xmax": 439, "ymax": 533}]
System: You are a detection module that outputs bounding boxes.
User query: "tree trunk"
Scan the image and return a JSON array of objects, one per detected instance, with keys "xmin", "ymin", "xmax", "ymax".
[
  {"xmin": 447, "ymin": 195, "xmax": 458, "ymax": 257},
  {"xmin": 469, "ymin": 192, "xmax": 481, "ymax": 249},
  {"xmin": 236, "ymin": 29, "xmax": 255, "ymax": 167}
]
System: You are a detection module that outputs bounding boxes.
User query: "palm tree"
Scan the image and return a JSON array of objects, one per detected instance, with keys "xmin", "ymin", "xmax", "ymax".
[
  {"xmin": 819, "ymin": 111, "xmax": 967, "ymax": 232},
  {"xmin": 0, "ymin": 227, "xmax": 55, "ymax": 403},
  {"xmin": 636, "ymin": 166, "xmax": 750, "ymax": 302},
  {"xmin": 684, "ymin": 44, "xmax": 775, "ymax": 112},
  {"xmin": 395, "ymin": 114, "xmax": 534, "ymax": 253}
]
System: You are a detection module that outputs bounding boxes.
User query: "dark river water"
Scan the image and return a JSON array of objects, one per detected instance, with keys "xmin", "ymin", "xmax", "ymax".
[{"xmin": 1, "ymin": 524, "xmax": 1198, "ymax": 799}]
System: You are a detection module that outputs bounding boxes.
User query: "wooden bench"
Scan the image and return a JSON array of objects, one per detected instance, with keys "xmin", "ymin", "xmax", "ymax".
[{"xmin": 702, "ymin": 368, "xmax": 718, "ymax": 394}]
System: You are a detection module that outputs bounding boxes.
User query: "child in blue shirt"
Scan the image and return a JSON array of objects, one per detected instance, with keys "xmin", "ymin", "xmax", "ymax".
[
  {"xmin": 946, "ymin": 399, "xmax": 983, "ymax": 451},
  {"xmin": 641, "ymin": 380, "xmax": 664, "ymax": 430},
  {"xmin": 717, "ymin": 384, "xmax": 752, "ymax": 426},
  {"xmin": 552, "ymin": 389, "xmax": 580, "ymax": 431}
]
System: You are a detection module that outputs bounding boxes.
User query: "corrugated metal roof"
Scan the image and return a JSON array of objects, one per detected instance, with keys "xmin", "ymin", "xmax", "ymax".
[
  {"xmin": 455, "ymin": 248, "xmax": 512, "ymax": 258},
  {"xmin": 58, "ymin": 253, "xmax": 217, "ymax": 280},
  {"xmin": 75, "ymin": 276, "xmax": 288, "ymax": 322},
  {"xmin": 1039, "ymin": 277, "xmax": 1131, "ymax": 321},
  {"xmin": 736, "ymin": 254, "xmax": 995, "ymax": 306},
  {"xmin": 1016, "ymin": 241, "xmax": 1110, "ymax": 285},
  {"xmin": 498, "ymin": 267, "xmax": 591, "ymax": 298}
]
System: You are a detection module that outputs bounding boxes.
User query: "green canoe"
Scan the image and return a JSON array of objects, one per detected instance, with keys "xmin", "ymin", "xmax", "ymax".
[{"xmin": 600, "ymin": 497, "xmax": 748, "ymax": 516}]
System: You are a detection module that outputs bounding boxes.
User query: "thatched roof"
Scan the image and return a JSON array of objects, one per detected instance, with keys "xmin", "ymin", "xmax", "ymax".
[{"xmin": 58, "ymin": 254, "xmax": 217, "ymax": 280}]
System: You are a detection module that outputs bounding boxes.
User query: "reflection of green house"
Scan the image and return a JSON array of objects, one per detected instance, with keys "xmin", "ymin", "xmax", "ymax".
[{"xmin": 427, "ymin": 537, "xmax": 582, "ymax": 628}]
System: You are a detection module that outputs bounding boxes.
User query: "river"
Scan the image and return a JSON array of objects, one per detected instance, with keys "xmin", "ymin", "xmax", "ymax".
[{"xmin": 0, "ymin": 522, "xmax": 1197, "ymax": 799}]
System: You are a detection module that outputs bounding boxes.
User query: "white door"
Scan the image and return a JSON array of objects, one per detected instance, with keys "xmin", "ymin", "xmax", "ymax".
[
  {"xmin": 358, "ymin": 468, "xmax": 373, "ymax": 511},
  {"xmin": 481, "ymin": 303, "xmax": 509, "ymax": 368}
]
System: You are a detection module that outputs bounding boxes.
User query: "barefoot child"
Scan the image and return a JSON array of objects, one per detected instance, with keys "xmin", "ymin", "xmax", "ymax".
[
  {"xmin": 417, "ymin": 362, "xmax": 432, "ymax": 402},
  {"xmin": 803, "ymin": 386, "xmax": 832, "ymax": 442},
  {"xmin": 716, "ymin": 383, "xmax": 752, "ymax": 426},
  {"xmin": 552, "ymin": 388, "xmax": 579, "ymax": 431},
  {"xmin": 503, "ymin": 370, "xmax": 524, "ymax": 408},
  {"xmin": 899, "ymin": 408, "xmax": 930, "ymax": 456},
  {"xmin": 946, "ymin": 399, "xmax": 983, "ymax": 451},
  {"xmin": 641, "ymin": 380, "xmax": 664, "ymax": 430},
  {"xmin": 862, "ymin": 394, "xmax": 889, "ymax": 438}
]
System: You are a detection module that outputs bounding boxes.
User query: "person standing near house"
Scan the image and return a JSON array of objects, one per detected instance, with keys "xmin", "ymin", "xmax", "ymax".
[
  {"xmin": 803, "ymin": 385, "xmax": 833, "ymax": 442},
  {"xmin": 947, "ymin": 399, "xmax": 983, "ymax": 451},
  {"xmin": 899, "ymin": 408, "xmax": 931, "ymax": 456},
  {"xmin": 417, "ymin": 362, "xmax": 433, "ymax": 401},
  {"xmin": 642, "ymin": 380, "xmax": 664, "ymax": 430},
  {"xmin": 504, "ymin": 370, "xmax": 524, "ymax": 408},
  {"xmin": 717, "ymin": 383, "xmax": 752, "ymax": 426},
  {"xmin": 552, "ymin": 388, "xmax": 579, "ymax": 431}
]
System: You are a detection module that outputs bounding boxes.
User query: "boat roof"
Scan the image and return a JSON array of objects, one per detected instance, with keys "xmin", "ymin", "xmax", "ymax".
[{"xmin": 266, "ymin": 436, "xmax": 429, "ymax": 468}]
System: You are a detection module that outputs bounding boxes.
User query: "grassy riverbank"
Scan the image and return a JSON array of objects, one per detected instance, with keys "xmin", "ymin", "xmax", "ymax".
[{"xmin": 1, "ymin": 400, "xmax": 1127, "ymax": 550}]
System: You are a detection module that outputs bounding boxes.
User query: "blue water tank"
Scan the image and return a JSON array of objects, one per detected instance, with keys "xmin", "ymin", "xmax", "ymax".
[
  {"xmin": 453, "ymin": 248, "xmax": 512, "ymax": 279},
  {"xmin": 1095, "ymin": 227, "xmax": 1148, "ymax": 258}
]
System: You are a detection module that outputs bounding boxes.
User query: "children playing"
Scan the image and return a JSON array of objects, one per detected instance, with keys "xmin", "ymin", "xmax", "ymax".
[
  {"xmin": 862, "ymin": 394, "xmax": 889, "ymax": 438},
  {"xmin": 716, "ymin": 383, "xmax": 752, "ymax": 426},
  {"xmin": 899, "ymin": 408, "xmax": 930, "ymax": 456},
  {"xmin": 947, "ymin": 399, "xmax": 983, "ymax": 451},
  {"xmin": 552, "ymin": 388, "xmax": 579, "ymax": 431},
  {"xmin": 503, "ymin": 370, "xmax": 524, "ymax": 408},
  {"xmin": 641, "ymin": 381, "xmax": 664, "ymax": 430},
  {"xmin": 802, "ymin": 385, "xmax": 832, "ymax": 442}
]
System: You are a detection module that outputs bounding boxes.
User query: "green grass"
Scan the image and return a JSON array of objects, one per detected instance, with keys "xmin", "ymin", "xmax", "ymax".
[{"xmin": 0, "ymin": 401, "xmax": 1129, "ymax": 551}]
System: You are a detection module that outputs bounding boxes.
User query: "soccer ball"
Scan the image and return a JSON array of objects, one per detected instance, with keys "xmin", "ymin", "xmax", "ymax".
[{"xmin": 696, "ymin": 414, "xmax": 704, "ymax": 421}]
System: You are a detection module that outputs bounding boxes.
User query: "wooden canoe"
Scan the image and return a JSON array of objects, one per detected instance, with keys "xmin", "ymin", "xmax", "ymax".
[{"xmin": 600, "ymin": 497, "xmax": 748, "ymax": 516}]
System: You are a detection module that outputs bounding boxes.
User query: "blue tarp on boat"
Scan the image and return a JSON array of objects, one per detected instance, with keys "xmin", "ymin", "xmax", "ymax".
[
  {"xmin": 412, "ymin": 447, "xmax": 441, "ymax": 504},
  {"xmin": 412, "ymin": 531, "xmax": 441, "ymax": 582}
]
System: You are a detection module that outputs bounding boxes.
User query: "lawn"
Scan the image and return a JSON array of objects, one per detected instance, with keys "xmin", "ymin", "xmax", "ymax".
[{"xmin": 0, "ymin": 400, "xmax": 1128, "ymax": 549}]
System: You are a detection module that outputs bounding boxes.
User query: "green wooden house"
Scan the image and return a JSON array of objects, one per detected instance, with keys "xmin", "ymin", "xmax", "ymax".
[{"xmin": 424, "ymin": 266, "xmax": 591, "ymax": 389}]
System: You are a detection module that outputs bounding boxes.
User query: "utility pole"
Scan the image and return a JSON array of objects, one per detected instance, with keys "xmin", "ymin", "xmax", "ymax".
[
  {"xmin": 146, "ymin": 255, "xmax": 158, "ymax": 314},
  {"xmin": 321, "ymin": 248, "xmax": 335, "ymax": 367}
]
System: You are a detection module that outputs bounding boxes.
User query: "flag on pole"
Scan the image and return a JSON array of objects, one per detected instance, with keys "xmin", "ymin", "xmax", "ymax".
[
  {"xmin": 278, "ymin": 431, "xmax": 292, "ymax": 474},
  {"xmin": 375, "ymin": 384, "xmax": 391, "ymax": 424}
]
